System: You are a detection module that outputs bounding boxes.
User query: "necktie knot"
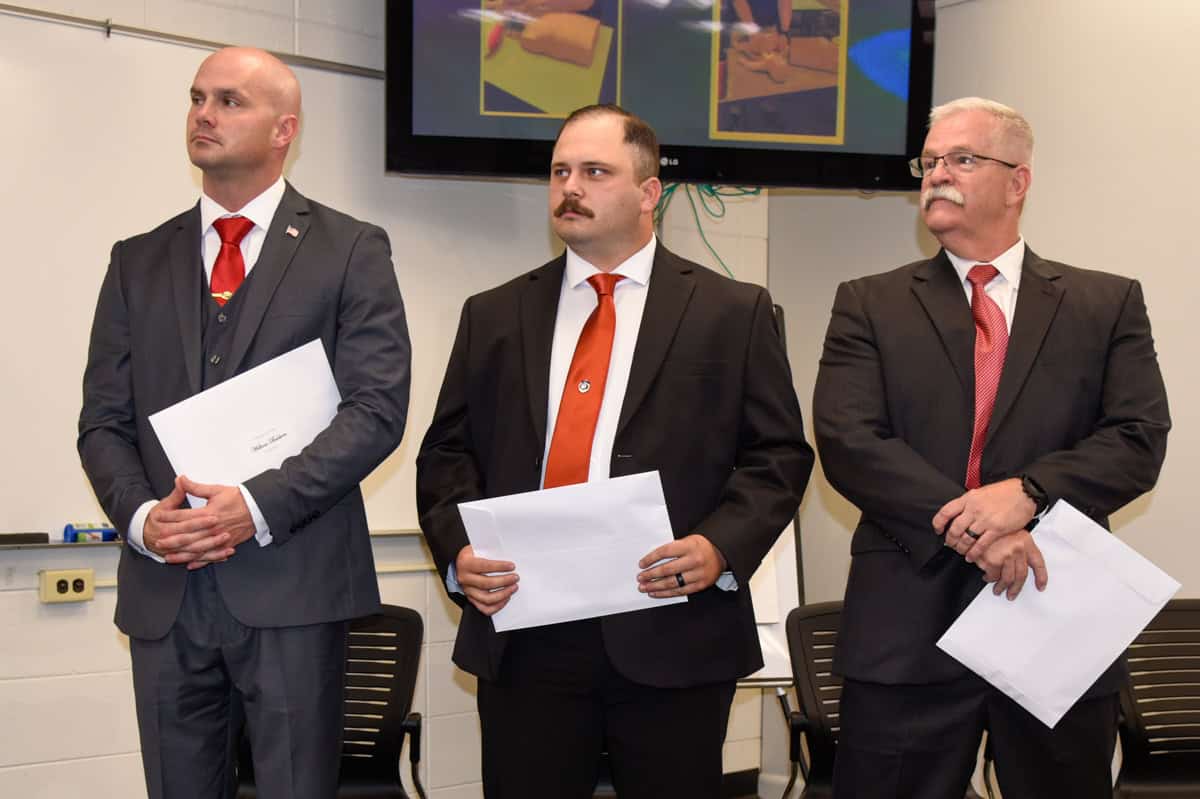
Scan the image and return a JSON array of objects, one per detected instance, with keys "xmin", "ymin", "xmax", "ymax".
[
  {"xmin": 967, "ymin": 263, "xmax": 999, "ymax": 287},
  {"xmin": 214, "ymin": 215, "xmax": 255, "ymax": 246},
  {"xmin": 587, "ymin": 273, "xmax": 622, "ymax": 297}
]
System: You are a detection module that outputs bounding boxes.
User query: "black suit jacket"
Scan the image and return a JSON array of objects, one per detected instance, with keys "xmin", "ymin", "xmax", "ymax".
[
  {"xmin": 416, "ymin": 245, "xmax": 813, "ymax": 687},
  {"xmin": 79, "ymin": 184, "xmax": 411, "ymax": 640},
  {"xmin": 813, "ymin": 248, "xmax": 1170, "ymax": 692}
]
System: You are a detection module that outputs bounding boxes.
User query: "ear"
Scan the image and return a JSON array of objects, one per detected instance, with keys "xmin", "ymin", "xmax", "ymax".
[
  {"xmin": 273, "ymin": 114, "xmax": 299, "ymax": 150},
  {"xmin": 639, "ymin": 176, "xmax": 663, "ymax": 215},
  {"xmin": 1006, "ymin": 163, "xmax": 1031, "ymax": 208}
]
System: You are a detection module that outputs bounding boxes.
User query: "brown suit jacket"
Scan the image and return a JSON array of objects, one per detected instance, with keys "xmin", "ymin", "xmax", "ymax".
[
  {"xmin": 417, "ymin": 245, "xmax": 814, "ymax": 687},
  {"xmin": 813, "ymin": 247, "xmax": 1170, "ymax": 693}
]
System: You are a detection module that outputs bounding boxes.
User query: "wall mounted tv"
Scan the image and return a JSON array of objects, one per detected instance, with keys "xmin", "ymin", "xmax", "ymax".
[{"xmin": 386, "ymin": 1, "xmax": 935, "ymax": 190}]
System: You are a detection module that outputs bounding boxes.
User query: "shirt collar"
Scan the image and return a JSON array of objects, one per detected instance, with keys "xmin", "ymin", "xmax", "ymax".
[
  {"xmin": 564, "ymin": 235, "xmax": 657, "ymax": 289},
  {"xmin": 199, "ymin": 176, "xmax": 287, "ymax": 236},
  {"xmin": 946, "ymin": 237, "xmax": 1025, "ymax": 290}
]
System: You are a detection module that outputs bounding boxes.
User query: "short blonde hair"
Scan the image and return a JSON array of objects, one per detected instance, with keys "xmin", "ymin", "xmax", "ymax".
[{"xmin": 929, "ymin": 97, "xmax": 1033, "ymax": 163}]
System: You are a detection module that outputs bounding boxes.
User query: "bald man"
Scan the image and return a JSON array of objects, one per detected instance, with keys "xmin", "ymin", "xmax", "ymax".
[{"xmin": 78, "ymin": 48, "xmax": 411, "ymax": 799}]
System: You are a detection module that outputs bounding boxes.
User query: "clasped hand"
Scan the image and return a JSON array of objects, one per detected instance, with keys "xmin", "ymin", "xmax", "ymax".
[
  {"xmin": 932, "ymin": 478, "xmax": 1047, "ymax": 599},
  {"xmin": 143, "ymin": 475, "xmax": 256, "ymax": 569}
]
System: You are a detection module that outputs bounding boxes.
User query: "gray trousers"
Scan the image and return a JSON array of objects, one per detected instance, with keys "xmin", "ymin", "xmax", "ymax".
[{"xmin": 130, "ymin": 568, "xmax": 347, "ymax": 799}]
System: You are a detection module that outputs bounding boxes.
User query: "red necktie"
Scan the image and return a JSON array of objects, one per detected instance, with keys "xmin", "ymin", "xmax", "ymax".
[
  {"xmin": 965, "ymin": 264, "xmax": 1009, "ymax": 489},
  {"xmin": 544, "ymin": 273, "xmax": 623, "ymax": 489},
  {"xmin": 211, "ymin": 216, "xmax": 255, "ymax": 306}
]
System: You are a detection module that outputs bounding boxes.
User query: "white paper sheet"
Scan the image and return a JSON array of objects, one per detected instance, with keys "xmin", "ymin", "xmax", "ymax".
[
  {"xmin": 457, "ymin": 471, "xmax": 687, "ymax": 632},
  {"xmin": 148, "ymin": 339, "xmax": 341, "ymax": 506},
  {"xmin": 937, "ymin": 500, "xmax": 1180, "ymax": 728}
]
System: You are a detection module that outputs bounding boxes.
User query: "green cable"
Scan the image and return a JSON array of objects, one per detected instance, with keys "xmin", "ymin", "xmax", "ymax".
[{"xmin": 654, "ymin": 183, "xmax": 763, "ymax": 279}]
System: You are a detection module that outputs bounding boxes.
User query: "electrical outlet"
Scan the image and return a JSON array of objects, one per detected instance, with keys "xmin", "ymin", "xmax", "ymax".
[{"xmin": 38, "ymin": 568, "xmax": 95, "ymax": 603}]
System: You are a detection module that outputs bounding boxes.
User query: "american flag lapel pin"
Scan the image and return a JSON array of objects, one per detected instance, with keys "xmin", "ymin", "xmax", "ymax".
[{"xmin": 286, "ymin": 225, "xmax": 299, "ymax": 238}]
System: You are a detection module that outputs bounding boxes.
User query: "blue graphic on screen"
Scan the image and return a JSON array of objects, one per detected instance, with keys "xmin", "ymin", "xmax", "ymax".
[{"xmin": 850, "ymin": 29, "xmax": 910, "ymax": 100}]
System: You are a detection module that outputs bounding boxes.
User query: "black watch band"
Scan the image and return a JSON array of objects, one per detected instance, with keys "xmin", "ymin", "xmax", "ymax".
[{"xmin": 1020, "ymin": 474, "xmax": 1050, "ymax": 515}]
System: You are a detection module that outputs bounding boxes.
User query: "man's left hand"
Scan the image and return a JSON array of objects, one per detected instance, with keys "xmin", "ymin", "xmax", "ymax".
[
  {"xmin": 177, "ymin": 476, "xmax": 257, "ymax": 570},
  {"xmin": 637, "ymin": 534, "xmax": 727, "ymax": 598},
  {"xmin": 934, "ymin": 478, "xmax": 1036, "ymax": 563}
]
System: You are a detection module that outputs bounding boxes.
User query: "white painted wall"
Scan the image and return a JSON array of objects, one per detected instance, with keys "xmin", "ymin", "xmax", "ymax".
[
  {"xmin": 0, "ymin": 3, "xmax": 771, "ymax": 795},
  {"xmin": 761, "ymin": 0, "xmax": 1200, "ymax": 791}
]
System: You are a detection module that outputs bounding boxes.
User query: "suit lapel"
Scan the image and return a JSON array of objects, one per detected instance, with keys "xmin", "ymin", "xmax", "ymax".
[
  {"xmin": 169, "ymin": 204, "xmax": 203, "ymax": 395},
  {"xmin": 987, "ymin": 248, "xmax": 1063, "ymax": 440},
  {"xmin": 226, "ymin": 184, "xmax": 310, "ymax": 375},
  {"xmin": 911, "ymin": 250, "xmax": 973, "ymax": 395},
  {"xmin": 616, "ymin": 247, "xmax": 695, "ymax": 436},
  {"xmin": 520, "ymin": 256, "xmax": 566, "ymax": 447}
]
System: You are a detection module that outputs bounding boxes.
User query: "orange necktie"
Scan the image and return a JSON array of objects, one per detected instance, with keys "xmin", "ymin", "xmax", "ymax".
[
  {"xmin": 543, "ymin": 273, "xmax": 623, "ymax": 488},
  {"xmin": 211, "ymin": 216, "xmax": 255, "ymax": 306},
  {"xmin": 965, "ymin": 264, "xmax": 1009, "ymax": 488}
]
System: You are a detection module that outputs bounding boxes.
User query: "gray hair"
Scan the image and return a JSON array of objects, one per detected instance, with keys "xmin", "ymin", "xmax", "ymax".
[{"xmin": 929, "ymin": 97, "xmax": 1033, "ymax": 163}]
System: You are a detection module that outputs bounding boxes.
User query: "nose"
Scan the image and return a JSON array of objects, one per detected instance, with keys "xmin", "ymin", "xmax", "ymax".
[{"xmin": 191, "ymin": 98, "xmax": 215, "ymax": 127}]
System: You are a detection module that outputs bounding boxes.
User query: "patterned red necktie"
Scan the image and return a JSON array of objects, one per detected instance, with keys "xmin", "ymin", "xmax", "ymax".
[
  {"xmin": 211, "ymin": 216, "xmax": 255, "ymax": 306},
  {"xmin": 543, "ymin": 273, "xmax": 623, "ymax": 489},
  {"xmin": 965, "ymin": 264, "xmax": 1009, "ymax": 489}
]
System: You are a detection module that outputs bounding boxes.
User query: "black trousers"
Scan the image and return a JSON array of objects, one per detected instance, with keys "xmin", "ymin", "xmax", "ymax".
[
  {"xmin": 129, "ymin": 568, "xmax": 347, "ymax": 799},
  {"xmin": 833, "ymin": 675, "xmax": 1119, "ymax": 799},
  {"xmin": 477, "ymin": 618, "xmax": 737, "ymax": 799}
]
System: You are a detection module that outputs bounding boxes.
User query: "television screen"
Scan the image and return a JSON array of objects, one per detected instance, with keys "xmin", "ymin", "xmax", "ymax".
[{"xmin": 386, "ymin": 0, "xmax": 934, "ymax": 190}]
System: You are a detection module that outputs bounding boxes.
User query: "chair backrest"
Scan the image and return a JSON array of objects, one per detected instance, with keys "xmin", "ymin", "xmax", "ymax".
[
  {"xmin": 1119, "ymin": 598, "xmax": 1200, "ymax": 771},
  {"xmin": 785, "ymin": 602, "xmax": 844, "ymax": 782},
  {"xmin": 339, "ymin": 604, "xmax": 425, "ymax": 787}
]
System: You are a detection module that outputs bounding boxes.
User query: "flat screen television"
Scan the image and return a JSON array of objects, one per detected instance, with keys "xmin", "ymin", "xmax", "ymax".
[{"xmin": 386, "ymin": 0, "xmax": 935, "ymax": 190}]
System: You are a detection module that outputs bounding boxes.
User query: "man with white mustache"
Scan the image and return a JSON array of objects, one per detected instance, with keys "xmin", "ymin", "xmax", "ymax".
[{"xmin": 812, "ymin": 97, "xmax": 1170, "ymax": 797}]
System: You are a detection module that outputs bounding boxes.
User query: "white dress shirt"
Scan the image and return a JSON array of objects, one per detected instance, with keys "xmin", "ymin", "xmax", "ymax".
[
  {"xmin": 126, "ymin": 178, "xmax": 285, "ymax": 562},
  {"xmin": 946, "ymin": 237, "xmax": 1026, "ymax": 331},
  {"xmin": 541, "ymin": 236, "xmax": 656, "ymax": 483}
]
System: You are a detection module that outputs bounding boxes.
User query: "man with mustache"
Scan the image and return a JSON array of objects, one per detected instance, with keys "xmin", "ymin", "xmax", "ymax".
[
  {"xmin": 813, "ymin": 97, "xmax": 1170, "ymax": 797},
  {"xmin": 78, "ymin": 47, "xmax": 411, "ymax": 798},
  {"xmin": 417, "ymin": 104, "xmax": 812, "ymax": 797}
]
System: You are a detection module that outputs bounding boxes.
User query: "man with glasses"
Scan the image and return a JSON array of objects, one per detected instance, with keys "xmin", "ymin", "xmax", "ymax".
[{"xmin": 813, "ymin": 97, "xmax": 1170, "ymax": 796}]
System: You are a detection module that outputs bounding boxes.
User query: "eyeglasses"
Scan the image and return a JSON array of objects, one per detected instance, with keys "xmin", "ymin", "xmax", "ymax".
[{"xmin": 908, "ymin": 151, "xmax": 1020, "ymax": 178}]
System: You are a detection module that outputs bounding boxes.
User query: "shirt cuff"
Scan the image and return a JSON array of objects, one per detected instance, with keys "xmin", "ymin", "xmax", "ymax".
[
  {"xmin": 446, "ymin": 563, "xmax": 464, "ymax": 594},
  {"xmin": 238, "ymin": 484, "xmax": 272, "ymax": 547},
  {"xmin": 715, "ymin": 571, "xmax": 738, "ymax": 591},
  {"xmin": 126, "ymin": 500, "xmax": 166, "ymax": 563}
]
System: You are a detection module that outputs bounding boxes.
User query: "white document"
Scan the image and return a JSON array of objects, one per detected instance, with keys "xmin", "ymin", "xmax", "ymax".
[
  {"xmin": 148, "ymin": 339, "xmax": 341, "ymax": 506},
  {"xmin": 937, "ymin": 500, "xmax": 1180, "ymax": 728},
  {"xmin": 457, "ymin": 471, "xmax": 686, "ymax": 632}
]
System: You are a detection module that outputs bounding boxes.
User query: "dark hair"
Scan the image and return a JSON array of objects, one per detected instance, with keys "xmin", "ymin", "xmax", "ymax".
[{"xmin": 556, "ymin": 104, "xmax": 660, "ymax": 182}]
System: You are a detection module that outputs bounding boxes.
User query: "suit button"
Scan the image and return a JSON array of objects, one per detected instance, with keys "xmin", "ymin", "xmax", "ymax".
[
  {"xmin": 217, "ymin": 313, "xmax": 227, "ymax": 323},
  {"xmin": 209, "ymin": 354, "xmax": 221, "ymax": 366}
]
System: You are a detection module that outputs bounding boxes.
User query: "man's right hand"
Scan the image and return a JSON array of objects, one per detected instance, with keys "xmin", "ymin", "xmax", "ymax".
[
  {"xmin": 455, "ymin": 545, "xmax": 518, "ymax": 616},
  {"xmin": 143, "ymin": 477, "xmax": 235, "ymax": 567},
  {"xmin": 975, "ymin": 530, "xmax": 1048, "ymax": 601}
]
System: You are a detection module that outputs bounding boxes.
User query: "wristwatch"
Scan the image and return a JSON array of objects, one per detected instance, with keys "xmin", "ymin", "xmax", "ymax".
[{"xmin": 1020, "ymin": 474, "xmax": 1050, "ymax": 516}]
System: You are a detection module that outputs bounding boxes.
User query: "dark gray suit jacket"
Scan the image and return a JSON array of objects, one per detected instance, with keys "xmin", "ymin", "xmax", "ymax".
[
  {"xmin": 79, "ymin": 184, "xmax": 411, "ymax": 640},
  {"xmin": 416, "ymin": 245, "xmax": 814, "ymax": 687},
  {"xmin": 813, "ymin": 247, "xmax": 1170, "ymax": 693}
]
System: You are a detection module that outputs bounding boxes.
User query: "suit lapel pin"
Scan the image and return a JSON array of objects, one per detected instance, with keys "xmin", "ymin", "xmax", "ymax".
[{"xmin": 286, "ymin": 225, "xmax": 299, "ymax": 238}]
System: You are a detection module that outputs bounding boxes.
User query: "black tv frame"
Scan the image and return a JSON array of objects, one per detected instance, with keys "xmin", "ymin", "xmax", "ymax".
[{"xmin": 386, "ymin": 0, "xmax": 935, "ymax": 190}]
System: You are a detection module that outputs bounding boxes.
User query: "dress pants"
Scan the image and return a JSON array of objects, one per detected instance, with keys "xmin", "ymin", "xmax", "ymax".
[
  {"xmin": 476, "ymin": 618, "xmax": 737, "ymax": 799},
  {"xmin": 129, "ymin": 568, "xmax": 347, "ymax": 799},
  {"xmin": 833, "ymin": 674, "xmax": 1119, "ymax": 799}
]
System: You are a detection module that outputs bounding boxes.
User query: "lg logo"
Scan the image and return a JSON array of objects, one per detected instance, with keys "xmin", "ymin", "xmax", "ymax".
[{"xmin": 660, "ymin": 156, "xmax": 679, "ymax": 167}]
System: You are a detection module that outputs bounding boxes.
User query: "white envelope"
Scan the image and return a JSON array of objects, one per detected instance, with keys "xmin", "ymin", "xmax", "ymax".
[
  {"xmin": 457, "ymin": 471, "xmax": 686, "ymax": 632},
  {"xmin": 148, "ymin": 339, "xmax": 341, "ymax": 505},
  {"xmin": 937, "ymin": 500, "xmax": 1180, "ymax": 728}
]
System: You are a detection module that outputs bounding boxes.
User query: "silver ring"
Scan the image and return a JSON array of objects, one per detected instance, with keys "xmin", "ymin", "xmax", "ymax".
[
  {"xmin": 675, "ymin": 573, "xmax": 686, "ymax": 589},
  {"xmin": 966, "ymin": 529, "xmax": 982, "ymax": 540}
]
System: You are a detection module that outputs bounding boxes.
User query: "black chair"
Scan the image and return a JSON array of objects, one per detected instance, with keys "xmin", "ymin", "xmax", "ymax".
[
  {"xmin": 1115, "ymin": 598, "xmax": 1200, "ymax": 798},
  {"xmin": 237, "ymin": 604, "xmax": 426, "ymax": 798},
  {"xmin": 783, "ymin": 602, "xmax": 987, "ymax": 799}
]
